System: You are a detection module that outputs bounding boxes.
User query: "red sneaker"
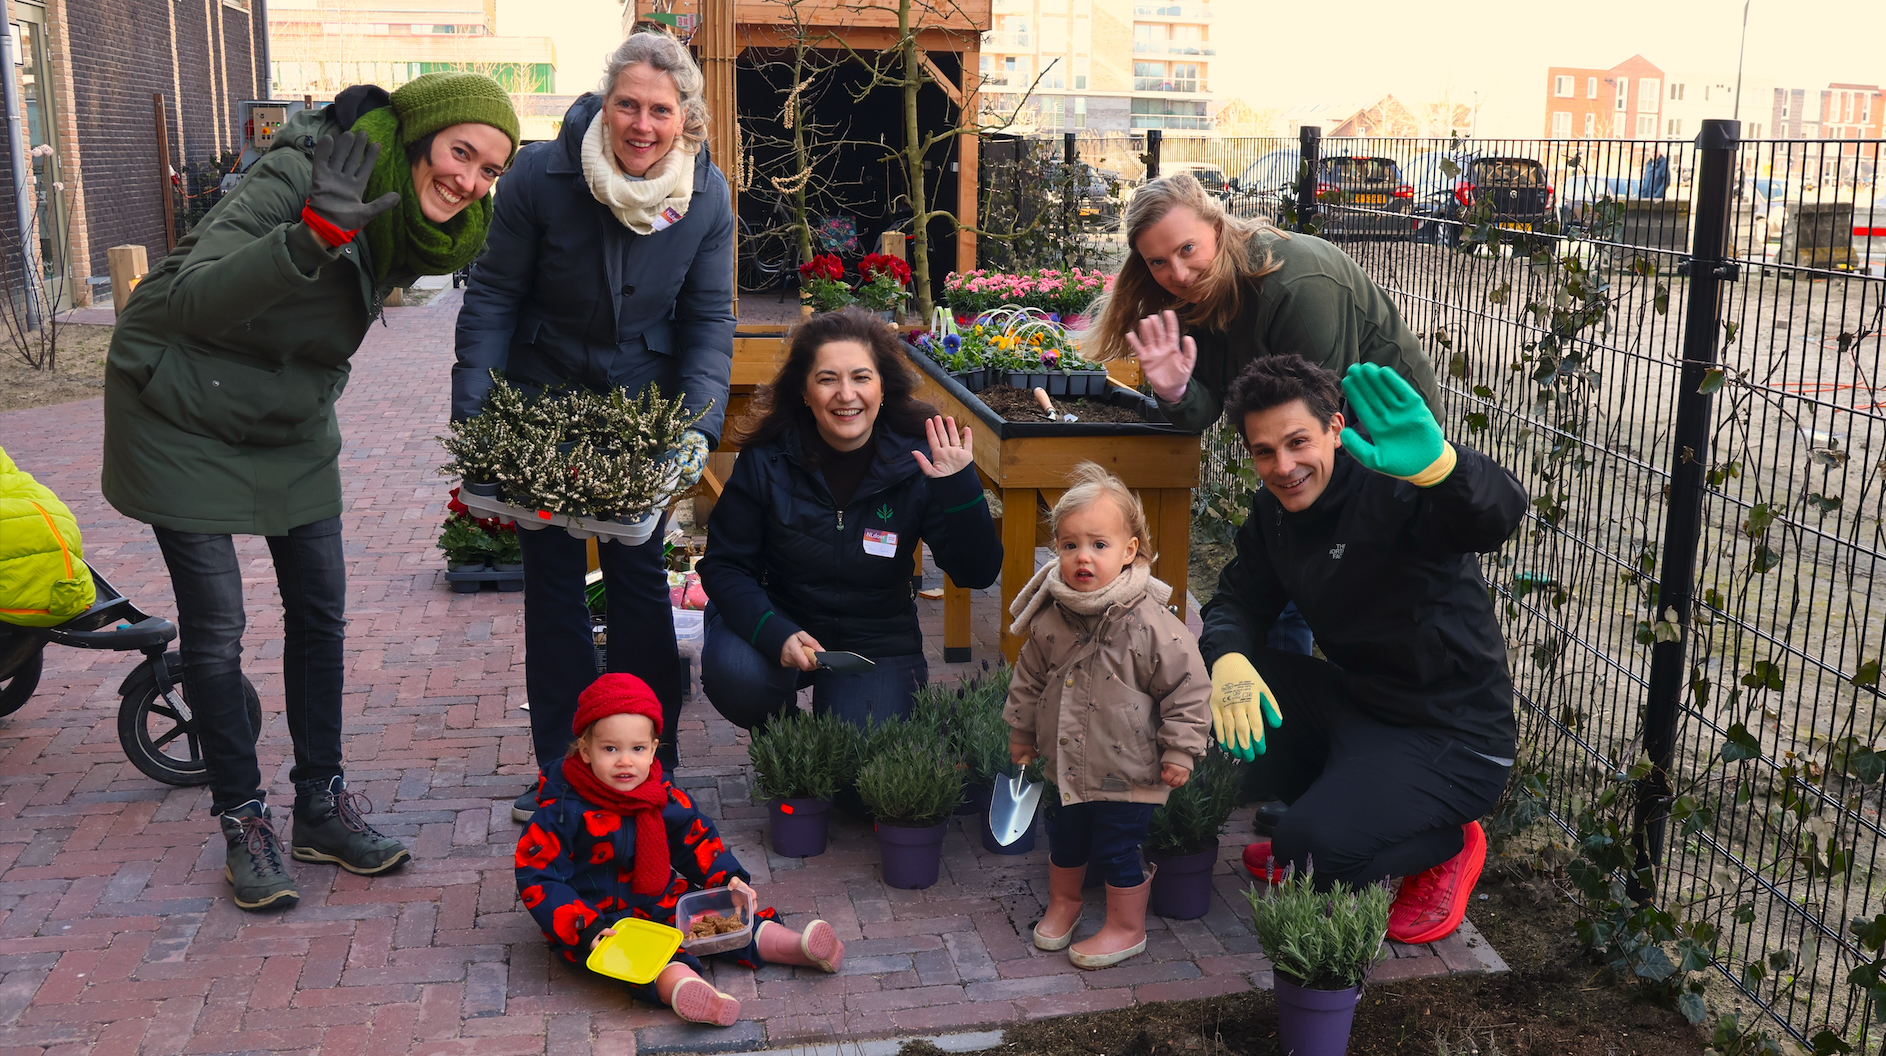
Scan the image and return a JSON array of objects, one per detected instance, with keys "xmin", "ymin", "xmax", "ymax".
[
  {"xmin": 1241, "ymin": 841, "xmax": 1288, "ymax": 884},
  {"xmin": 1386, "ymin": 821, "xmax": 1486, "ymax": 944}
]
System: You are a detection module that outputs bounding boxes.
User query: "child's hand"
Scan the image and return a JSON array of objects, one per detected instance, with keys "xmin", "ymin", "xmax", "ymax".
[
  {"xmin": 1161, "ymin": 763, "xmax": 1191, "ymax": 789},
  {"xmin": 1010, "ymin": 740, "xmax": 1038, "ymax": 767},
  {"xmin": 726, "ymin": 876, "xmax": 755, "ymax": 918},
  {"xmin": 590, "ymin": 926, "xmax": 616, "ymax": 952}
]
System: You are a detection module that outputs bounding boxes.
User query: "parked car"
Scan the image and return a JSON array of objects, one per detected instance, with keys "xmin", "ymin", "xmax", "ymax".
[
  {"xmin": 1162, "ymin": 161, "xmax": 1231, "ymax": 196},
  {"xmin": 1227, "ymin": 150, "xmax": 1414, "ymax": 241},
  {"xmin": 1406, "ymin": 151, "xmax": 1555, "ymax": 248},
  {"xmin": 1045, "ymin": 160, "xmax": 1124, "ymax": 229},
  {"xmin": 1557, "ymin": 174, "xmax": 1641, "ymax": 234}
]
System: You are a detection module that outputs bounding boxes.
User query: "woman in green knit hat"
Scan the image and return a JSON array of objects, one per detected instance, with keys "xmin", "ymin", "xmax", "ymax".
[{"xmin": 99, "ymin": 73, "xmax": 519, "ymax": 914}]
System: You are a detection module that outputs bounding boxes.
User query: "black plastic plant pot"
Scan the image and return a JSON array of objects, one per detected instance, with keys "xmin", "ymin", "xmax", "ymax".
[
  {"xmin": 905, "ymin": 346, "xmax": 1196, "ymax": 440},
  {"xmin": 462, "ymin": 479, "xmax": 499, "ymax": 497},
  {"xmin": 1006, "ymin": 371, "xmax": 1031, "ymax": 389},
  {"xmin": 1046, "ymin": 374, "xmax": 1070, "ymax": 397},
  {"xmin": 1027, "ymin": 372, "xmax": 1050, "ymax": 391}
]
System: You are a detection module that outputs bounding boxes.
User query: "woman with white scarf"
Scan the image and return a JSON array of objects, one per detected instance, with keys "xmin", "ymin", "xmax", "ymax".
[{"xmin": 453, "ymin": 32, "xmax": 736, "ymax": 821}]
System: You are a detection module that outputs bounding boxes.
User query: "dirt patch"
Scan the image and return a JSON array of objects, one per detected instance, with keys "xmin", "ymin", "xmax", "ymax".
[
  {"xmin": 907, "ymin": 870, "xmax": 1704, "ymax": 1056},
  {"xmin": 0, "ymin": 324, "xmax": 114, "ymax": 412},
  {"xmin": 973, "ymin": 384, "xmax": 1149, "ymax": 424},
  {"xmin": 1189, "ymin": 522, "xmax": 1236, "ymax": 606}
]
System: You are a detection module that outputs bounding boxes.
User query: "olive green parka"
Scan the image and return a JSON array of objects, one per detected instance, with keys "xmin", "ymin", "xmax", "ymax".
[{"xmin": 101, "ymin": 105, "xmax": 398, "ymax": 535}]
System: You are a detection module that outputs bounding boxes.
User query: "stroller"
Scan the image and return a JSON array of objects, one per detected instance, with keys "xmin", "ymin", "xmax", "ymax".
[{"xmin": 0, "ymin": 563, "xmax": 258, "ymax": 786}]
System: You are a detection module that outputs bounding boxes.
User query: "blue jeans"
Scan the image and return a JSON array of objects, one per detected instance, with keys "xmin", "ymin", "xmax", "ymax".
[
  {"xmin": 700, "ymin": 606, "xmax": 926, "ymax": 730},
  {"xmin": 518, "ymin": 520, "xmax": 683, "ymax": 771},
  {"xmin": 1048, "ymin": 801, "xmax": 1156, "ymax": 887},
  {"xmin": 152, "ymin": 517, "xmax": 347, "ymax": 815},
  {"xmin": 1268, "ymin": 601, "xmax": 1313, "ymax": 655}
]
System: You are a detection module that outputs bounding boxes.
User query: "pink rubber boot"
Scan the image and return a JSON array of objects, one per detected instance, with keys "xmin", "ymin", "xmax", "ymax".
[
  {"xmin": 655, "ymin": 963, "xmax": 740, "ymax": 1026},
  {"xmin": 756, "ymin": 919, "xmax": 845, "ymax": 973}
]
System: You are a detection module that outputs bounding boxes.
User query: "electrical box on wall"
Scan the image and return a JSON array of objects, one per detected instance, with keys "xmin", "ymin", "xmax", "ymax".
[{"xmin": 225, "ymin": 99, "xmax": 311, "ymax": 191}]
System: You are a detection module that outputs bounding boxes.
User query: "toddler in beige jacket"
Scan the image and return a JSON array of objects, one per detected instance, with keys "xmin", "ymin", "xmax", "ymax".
[{"xmin": 1004, "ymin": 462, "xmax": 1211, "ymax": 970}]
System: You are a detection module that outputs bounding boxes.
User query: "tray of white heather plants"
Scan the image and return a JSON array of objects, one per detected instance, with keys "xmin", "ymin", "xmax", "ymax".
[{"xmin": 457, "ymin": 487, "xmax": 674, "ymax": 545}]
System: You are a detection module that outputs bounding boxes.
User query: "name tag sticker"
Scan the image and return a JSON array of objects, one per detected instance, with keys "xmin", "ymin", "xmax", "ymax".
[
  {"xmin": 863, "ymin": 529, "xmax": 899, "ymax": 558},
  {"xmin": 649, "ymin": 205, "xmax": 685, "ymax": 232}
]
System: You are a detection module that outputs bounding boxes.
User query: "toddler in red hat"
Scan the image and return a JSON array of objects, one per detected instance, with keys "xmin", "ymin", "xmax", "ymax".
[{"xmin": 514, "ymin": 673, "xmax": 844, "ymax": 1025}]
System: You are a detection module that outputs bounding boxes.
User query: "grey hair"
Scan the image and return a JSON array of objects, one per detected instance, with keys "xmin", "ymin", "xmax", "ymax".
[{"xmin": 599, "ymin": 31, "xmax": 709, "ymax": 151}]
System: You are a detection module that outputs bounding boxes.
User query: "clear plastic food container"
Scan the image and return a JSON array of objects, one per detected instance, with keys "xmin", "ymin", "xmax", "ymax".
[{"xmin": 673, "ymin": 886, "xmax": 752, "ymax": 955}]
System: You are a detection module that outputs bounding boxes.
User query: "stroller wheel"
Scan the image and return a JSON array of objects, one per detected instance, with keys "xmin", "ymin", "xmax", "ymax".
[
  {"xmin": 117, "ymin": 652, "xmax": 262, "ymax": 787},
  {"xmin": 0, "ymin": 650, "xmax": 42, "ymax": 718}
]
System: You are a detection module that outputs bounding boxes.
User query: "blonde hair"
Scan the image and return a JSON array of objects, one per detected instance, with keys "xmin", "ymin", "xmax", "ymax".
[
  {"xmin": 599, "ymin": 31, "xmax": 709, "ymax": 151},
  {"xmin": 1085, "ymin": 173, "xmax": 1288, "ymax": 362},
  {"xmin": 1050, "ymin": 462, "xmax": 1155, "ymax": 567}
]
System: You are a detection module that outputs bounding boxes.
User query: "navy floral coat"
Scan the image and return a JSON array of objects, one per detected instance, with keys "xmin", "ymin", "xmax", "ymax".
[{"xmin": 514, "ymin": 768, "xmax": 773, "ymax": 993}]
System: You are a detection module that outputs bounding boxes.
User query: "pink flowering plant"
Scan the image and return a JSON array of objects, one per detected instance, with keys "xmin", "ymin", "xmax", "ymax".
[{"xmin": 943, "ymin": 268, "xmax": 1111, "ymax": 318}]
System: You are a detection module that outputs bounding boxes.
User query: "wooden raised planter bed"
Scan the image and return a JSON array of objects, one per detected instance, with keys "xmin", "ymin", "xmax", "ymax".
[{"xmin": 905, "ymin": 347, "xmax": 1201, "ymax": 663}]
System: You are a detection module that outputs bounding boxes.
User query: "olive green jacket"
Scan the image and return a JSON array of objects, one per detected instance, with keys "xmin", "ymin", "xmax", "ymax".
[
  {"xmin": 102, "ymin": 105, "xmax": 392, "ymax": 535},
  {"xmin": 1157, "ymin": 230, "xmax": 1441, "ymax": 432}
]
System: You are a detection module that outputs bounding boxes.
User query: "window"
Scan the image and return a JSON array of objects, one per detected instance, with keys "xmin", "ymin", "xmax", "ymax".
[
  {"xmin": 1075, "ymin": 75, "xmax": 1086, "ymax": 89},
  {"xmin": 1781, "ymin": 99, "xmax": 1790, "ymax": 118},
  {"xmin": 1636, "ymin": 113, "xmax": 1657, "ymax": 138},
  {"xmin": 1130, "ymin": 98, "xmax": 1208, "ymax": 129},
  {"xmin": 1863, "ymin": 94, "xmax": 1872, "ymax": 123},
  {"xmin": 1040, "ymin": 61, "xmax": 1065, "ymax": 89},
  {"xmin": 1748, "ymin": 123, "xmax": 1762, "ymax": 138},
  {"xmin": 1587, "ymin": 77, "xmax": 1598, "ymax": 99},
  {"xmin": 1639, "ymin": 79, "xmax": 1659, "ymax": 112},
  {"xmin": 1615, "ymin": 77, "xmax": 1629, "ymax": 111},
  {"xmin": 1170, "ymin": 63, "xmax": 1198, "ymax": 92},
  {"xmin": 1555, "ymin": 75, "xmax": 1572, "ymax": 98},
  {"xmin": 1670, "ymin": 82, "xmax": 1684, "ymax": 101},
  {"xmin": 1133, "ymin": 61, "xmax": 1167, "ymax": 91},
  {"xmin": 1074, "ymin": 97, "xmax": 1087, "ymax": 129},
  {"xmin": 1666, "ymin": 117, "xmax": 1682, "ymax": 136},
  {"xmin": 1584, "ymin": 112, "xmax": 1595, "ymax": 136},
  {"xmin": 1552, "ymin": 111, "xmax": 1572, "ymax": 135},
  {"xmin": 1613, "ymin": 113, "xmax": 1625, "ymax": 137}
]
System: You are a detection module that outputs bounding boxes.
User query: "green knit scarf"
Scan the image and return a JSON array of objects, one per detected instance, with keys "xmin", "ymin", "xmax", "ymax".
[{"xmin": 350, "ymin": 106, "xmax": 492, "ymax": 281}]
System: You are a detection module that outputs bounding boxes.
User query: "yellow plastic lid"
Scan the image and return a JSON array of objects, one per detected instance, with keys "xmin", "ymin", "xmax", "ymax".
[{"xmin": 585, "ymin": 918, "xmax": 684, "ymax": 984}]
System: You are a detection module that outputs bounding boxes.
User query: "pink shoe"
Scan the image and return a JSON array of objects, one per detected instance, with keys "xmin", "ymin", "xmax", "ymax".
[
  {"xmin": 800, "ymin": 919, "xmax": 845, "ymax": 973},
  {"xmin": 668, "ymin": 976, "xmax": 740, "ymax": 1026}
]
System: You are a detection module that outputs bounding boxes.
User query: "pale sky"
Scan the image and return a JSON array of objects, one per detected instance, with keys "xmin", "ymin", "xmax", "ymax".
[{"xmin": 500, "ymin": 0, "xmax": 1884, "ymax": 134}]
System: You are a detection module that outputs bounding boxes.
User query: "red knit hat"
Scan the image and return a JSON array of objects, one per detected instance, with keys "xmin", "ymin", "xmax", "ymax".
[{"xmin": 572, "ymin": 673, "xmax": 663, "ymax": 738}]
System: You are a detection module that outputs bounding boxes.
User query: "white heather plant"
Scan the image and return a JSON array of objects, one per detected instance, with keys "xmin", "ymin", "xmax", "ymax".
[{"xmin": 440, "ymin": 372, "xmax": 707, "ymax": 520}]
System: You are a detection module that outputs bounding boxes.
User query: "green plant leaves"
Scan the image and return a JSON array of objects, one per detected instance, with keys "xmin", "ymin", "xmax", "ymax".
[
  {"xmin": 1741, "ymin": 661, "xmax": 1784, "ymax": 692},
  {"xmin": 1699, "ymin": 368, "xmax": 1726, "ymax": 394},
  {"xmin": 1853, "ymin": 659, "xmax": 1882, "ymax": 689},
  {"xmin": 1722, "ymin": 723, "xmax": 1762, "ymax": 762}
]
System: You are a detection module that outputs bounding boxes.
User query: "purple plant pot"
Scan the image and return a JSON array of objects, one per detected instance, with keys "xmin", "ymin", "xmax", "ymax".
[
  {"xmin": 954, "ymin": 782, "xmax": 993, "ymax": 817},
  {"xmin": 876, "ymin": 820, "xmax": 948, "ymax": 889},
  {"xmin": 768, "ymin": 797, "xmax": 832, "ymax": 858},
  {"xmin": 978, "ymin": 803, "xmax": 1038, "ymax": 855},
  {"xmin": 1146, "ymin": 839, "xmax": 1219, "ymax": 920},
  {"xmin": 1273, "ymin": 976, "xmax": 1361, "ymax": 1056}
]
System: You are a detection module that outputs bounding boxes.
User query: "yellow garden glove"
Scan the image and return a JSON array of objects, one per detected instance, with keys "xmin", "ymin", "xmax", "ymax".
[{"xmin": 1209, "ymin": 653, "xmax": 1283, "ymax": 762}]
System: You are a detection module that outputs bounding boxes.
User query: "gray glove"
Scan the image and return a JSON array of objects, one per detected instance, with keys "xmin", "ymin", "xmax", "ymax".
[{"xmin": 307, "ymin": 132, "xmax": 400, "ymax": 231}]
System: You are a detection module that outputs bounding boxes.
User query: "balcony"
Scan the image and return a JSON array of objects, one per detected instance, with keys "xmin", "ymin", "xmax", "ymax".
[
  {"xmin": 1133, "ymin": 77, "xmax": 1204, "ymax": 93},
  {"xmin": 982, "ymin": 31, "xmax": 1031, "ymax": 50},
  {"xmin": 1132, "ymin": 41, "xmax": 1214, "ymax": 55},
  {"xmin": 1133, "ymin": 3, "xmax": 1212, "ymax": 20}
]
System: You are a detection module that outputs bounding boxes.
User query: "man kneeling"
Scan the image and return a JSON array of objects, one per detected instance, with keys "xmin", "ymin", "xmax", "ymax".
[{"xmin": 1199, "ymin": 354, "xmax": 1526, "ymax": 944}]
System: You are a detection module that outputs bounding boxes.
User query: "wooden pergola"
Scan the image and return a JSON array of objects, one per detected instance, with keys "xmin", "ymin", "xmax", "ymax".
[{"xmin": 638, "ymin": 0, "xmax": 990, "ymax": 280}]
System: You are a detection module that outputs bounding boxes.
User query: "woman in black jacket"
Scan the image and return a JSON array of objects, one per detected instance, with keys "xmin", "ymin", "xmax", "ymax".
[{"xmin": 698, "ymin": 309, "xmax": 1002, "ymax": 729}]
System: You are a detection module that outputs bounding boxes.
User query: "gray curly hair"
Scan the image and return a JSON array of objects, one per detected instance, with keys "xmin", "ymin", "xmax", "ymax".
[{"xmin": 599, "ymin": 31, "xmax": 709, "ymax": 151}]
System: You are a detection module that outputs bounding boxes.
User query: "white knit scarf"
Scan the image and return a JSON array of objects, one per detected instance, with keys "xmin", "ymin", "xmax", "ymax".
[
  {"xmin": 581, "ymin": 110, "xmax": 696, "ymax": 234},
  {"xmin": 1007, "ymin": 560, "xmax": 1172, "ymax": 637}
]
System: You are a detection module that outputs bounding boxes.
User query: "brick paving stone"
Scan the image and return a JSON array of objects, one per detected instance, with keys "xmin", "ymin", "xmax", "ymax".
[{"xmin": 0, "ymin": 292, "xmax": 1505, "ymax": 1053}]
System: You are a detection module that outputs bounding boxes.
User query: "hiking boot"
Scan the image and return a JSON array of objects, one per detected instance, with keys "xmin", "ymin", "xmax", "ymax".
[
  {"xmin": 220, "ymin": 801, "xmax": 299, "ymax": 911},
  {"xmin": 1241, "ymin": 840, "xmax": 1289, "ymax": 885},
  {"xmin": 1253, "ymin": 800, "xmax": 1288, "ymax": 836},
  {"xmin": 1386, "ymin": 821, "xmax": 1487, "ymax": 945},
  {"xmin": 290, "ymin": 776, "xmax": 411, "ymax": 875}
]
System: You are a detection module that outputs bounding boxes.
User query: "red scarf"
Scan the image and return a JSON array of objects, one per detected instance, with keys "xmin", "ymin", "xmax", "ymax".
[{"xmin": 560, "ymin": 756, "xmax": 671, "ymax": 896}]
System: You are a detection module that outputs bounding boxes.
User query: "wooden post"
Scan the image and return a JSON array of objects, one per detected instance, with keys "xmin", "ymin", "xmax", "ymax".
[
  {"xmin": 106, "ymin": 244, "xmax": 148, "ymax": 315},
  {"xmin": 956, "ymin": 39, "xmax": 980, "ymax": 274},
  {"xmin": 878, "ymin": 230, "xmax": 907, "ymax": 259},
  {"xmin": 154, "ymin": 93, "xmax": 175, "ymax": 252},
  {"xmin": 699, "ymin": 0, "xmax": 737, "ymax": 313}
]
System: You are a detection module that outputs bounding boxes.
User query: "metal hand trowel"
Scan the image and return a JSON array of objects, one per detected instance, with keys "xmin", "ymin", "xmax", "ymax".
[
  {"xmin": 813, "ymin": 651, "xmax": 876, "ymax": 673},
  {"xmin": 988, "ymin": 766, "xmax": 1043, "ymax": 847}
]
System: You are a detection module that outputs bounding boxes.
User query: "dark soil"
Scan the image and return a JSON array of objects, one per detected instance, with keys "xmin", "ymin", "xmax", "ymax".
[
  {"xmin": 904, "ymin": 869, "xmax": 1705, "ymax": 1056},
  {"xmin": 1188, "ymin": 522, "xmax": 1236, "ymax": 606},
  {"xmin": 0, "ymin": 324, "xmax": 115, "ymax": 411},
  {"xmin": 974, "ymin": 384, "xmax": 1147, "ymax": 424}
]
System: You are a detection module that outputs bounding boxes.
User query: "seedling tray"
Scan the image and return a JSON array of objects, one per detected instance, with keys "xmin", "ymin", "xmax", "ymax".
[{"xmin": 460, "ymin": 490, "xmax": 665, "ymax": 545}]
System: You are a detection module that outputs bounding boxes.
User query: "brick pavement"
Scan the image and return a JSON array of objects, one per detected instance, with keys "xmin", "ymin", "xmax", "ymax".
[{"xmin": 0, "ymin": 290, "xmax": 1504, "ymax": 1055}]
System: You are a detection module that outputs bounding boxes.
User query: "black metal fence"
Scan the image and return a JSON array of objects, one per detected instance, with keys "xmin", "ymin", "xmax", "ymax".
[{"xmin": 1200, "ymin": 125, "xmax": 1883, "ymax": 1047}]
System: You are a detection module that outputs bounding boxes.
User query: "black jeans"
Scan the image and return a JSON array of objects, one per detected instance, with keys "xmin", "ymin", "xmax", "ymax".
[
  {"xmin": 700, "ymin": 607, "xmax": 927, "ymax": 732},
  {"xmin": 153, "ymin": 517, "xmax": 347, "ymax": 815},
  {"xmin": 1049, "ymin": 801, "xmax": 1157, "ymax": 887},
  {"xmin": 1243, "ymin": 648, "xmax": 1511, "ymax": 890},
  {"xmin": 518, "ymin": 520, "xmax": 683, "ymax": 772}
]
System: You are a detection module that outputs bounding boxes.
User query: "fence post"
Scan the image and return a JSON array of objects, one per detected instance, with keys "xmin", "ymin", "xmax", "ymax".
[
  {"xmin": 1145, "ymin": 129, "xmax": 1161, "ymax": 179},
  {"xmin": 1296, "ymin": 125, "xmax": 1321, "ymax": 233},
  {"xmin": 154, "ymin": 93, "xmax": 176, "ymax": 253},
  {"xmin": 1636, "ymin": 118, "xmax": 1741, "ymax": 891},
  {"xmin": 1064, "ymin": 131, "xmax": 1076, "ymax": 166}
]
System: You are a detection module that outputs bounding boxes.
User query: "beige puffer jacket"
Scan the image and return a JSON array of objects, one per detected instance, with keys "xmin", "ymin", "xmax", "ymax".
[{"xmin": 1004, "ymin": 587, "xmax": 1211, "ymax": 806}]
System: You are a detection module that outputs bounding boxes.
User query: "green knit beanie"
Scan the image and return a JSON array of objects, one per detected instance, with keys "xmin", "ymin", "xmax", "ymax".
[{"xmin": 389, "ymin": 72, "xmax": 521, "ymax": 158}]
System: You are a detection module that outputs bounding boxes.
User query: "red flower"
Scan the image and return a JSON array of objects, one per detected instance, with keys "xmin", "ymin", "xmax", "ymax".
[
  {"xmin": 552, "ymin": 900, "xmax": 598, "ymax": 946},
  {"xmin": 583, "ymin": 811, "xmax": 621, "ymax": 837},
  {"xmin": 798, "ymin": 254, "xmax": 845, "ymax": 282},
  {"xmin": 447, "ymin": 488, "xmax": 468, "ymax": 516},
  {"xmin": 587, "ymin": 842, "xmax": 615, "ymax": 865},
  {"xmin": 860, "ymin": 253, "xmax": 911, "ymax": 285},
  {"xmin": 514, "ymin": 823, "xmax": 561, "ymax": 871},
  {"xmin": 519, "ymin": 884, "xmax": 546, "ymax": 909}
]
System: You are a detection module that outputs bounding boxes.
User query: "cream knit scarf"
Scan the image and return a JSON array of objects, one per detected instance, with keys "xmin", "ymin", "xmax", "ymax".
[
  {"xmin": 1007, "ymin": 560, "xmax": 1172, "ymax": 637},
  {"xmin": 581, "ymin": 110, "xmax": 696, "ymax": 234}
]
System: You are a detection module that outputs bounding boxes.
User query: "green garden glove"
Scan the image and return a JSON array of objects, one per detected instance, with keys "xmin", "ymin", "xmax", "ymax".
[
  {"xmin": 1209, "ymin": 653, "xmax": 1283, "ymax": 762},
  {"xmin": 1339, "ymin": 362, "xmax": 1457, "ymax": 487}
]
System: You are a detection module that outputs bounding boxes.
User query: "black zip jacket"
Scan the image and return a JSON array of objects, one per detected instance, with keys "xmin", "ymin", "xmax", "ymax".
[
  {"xmin": 697, "ymin": 425, "xmax": 1002, "ymax": 661},
  {"xmin": 1198, "ymin": 446, "xmax": 1527, "ymax": 756}
]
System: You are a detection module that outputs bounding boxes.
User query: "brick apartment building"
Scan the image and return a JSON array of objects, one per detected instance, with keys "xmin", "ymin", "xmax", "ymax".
[
  {"xmin": 0, "ymin": 0, "xmax": 264, "ymax": 308},
  {"xmin": 1542, "ymin": 54, "xmax": 1666, "ymax": 139}
]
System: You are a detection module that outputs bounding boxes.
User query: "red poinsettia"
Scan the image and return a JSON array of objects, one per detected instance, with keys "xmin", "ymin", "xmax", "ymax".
[
  {"xmin": 798, "ymin": 254, "xmax": 845, "ymax": 282},
  {"xmin": 859, "ymin": 253, "xmax": 912, "ymax": 285}
]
